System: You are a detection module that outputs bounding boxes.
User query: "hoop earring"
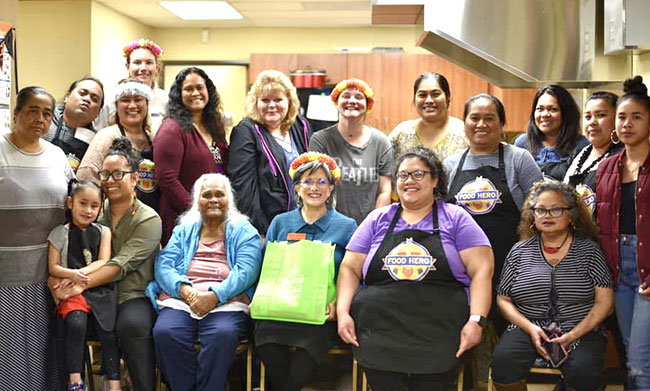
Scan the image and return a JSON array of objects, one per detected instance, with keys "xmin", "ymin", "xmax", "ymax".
[{"xmin": 610, "ymin": 129, "xmax": 621, "ymax": 144}]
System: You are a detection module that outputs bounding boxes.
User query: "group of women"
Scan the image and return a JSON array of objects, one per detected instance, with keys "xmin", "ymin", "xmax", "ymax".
[{"xmin": 1, "ymin": 33, "xmax": 649, "ymax": 391}]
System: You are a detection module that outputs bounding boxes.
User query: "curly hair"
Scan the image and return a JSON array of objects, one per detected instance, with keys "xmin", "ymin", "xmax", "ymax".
[
  {"xmin": 394, "ymin": 146, "xmax": 448, "ymax": 200},
  {"xmin": 244, "ymin": 70, "xmax": 300, "ymax": 132},
  {"xmin": 518, "ymin": 180, "xmax": 597, "ymax": 240},
  {"xmin": 525, "ymin": 85, "xmax": 582, "ymax": 157},
  {"xmin": 167, "ymin": 67, "xmax": 226, "ymax": 144}
]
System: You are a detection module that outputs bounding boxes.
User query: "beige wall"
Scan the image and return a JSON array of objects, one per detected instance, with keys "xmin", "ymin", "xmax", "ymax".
[
  {"xmin": 17, "ymin": 0, "xmax": 91, "ymax": 100},
  {"xmin": 154, "ymin": 26, "xmax": 427, "ymax": 62},
  {"xmin": 90, "ymin": 1, "xmax": 153, "ymax": 91}
]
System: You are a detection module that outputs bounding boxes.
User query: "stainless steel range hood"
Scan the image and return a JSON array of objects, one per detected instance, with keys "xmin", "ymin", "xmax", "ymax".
[{"xmin": 416, "ymin": 0, "xmax": 631, "ymax": 88}]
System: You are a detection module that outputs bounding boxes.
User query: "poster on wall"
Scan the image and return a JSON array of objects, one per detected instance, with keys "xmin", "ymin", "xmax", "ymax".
[{"xmin": 0, "ymin": 21, "xmax": 12, "ymax": 133}]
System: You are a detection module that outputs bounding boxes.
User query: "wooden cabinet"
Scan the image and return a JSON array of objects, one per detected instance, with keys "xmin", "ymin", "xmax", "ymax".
[{"xmin": 250, "ymin": 53, "xmax": 537, "ymax": 133}]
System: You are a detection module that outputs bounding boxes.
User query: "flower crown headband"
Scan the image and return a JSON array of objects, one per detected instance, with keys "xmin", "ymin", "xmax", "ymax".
[
  {"xmin": 123, "ymin": 38, "xmax": 163, "ymax": 59},
  {"xmin": 330, "ymin": 78, "xmax": 375, "ymax": 113},
  {"xmin": 289, "ymin": 152, "xmax": 341, "ymax": 185}
]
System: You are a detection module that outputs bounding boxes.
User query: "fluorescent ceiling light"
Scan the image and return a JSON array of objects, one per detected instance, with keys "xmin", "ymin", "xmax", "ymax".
[{"xmin": 159, "ymin": 1, "xmax": 243, "ymax": 20}]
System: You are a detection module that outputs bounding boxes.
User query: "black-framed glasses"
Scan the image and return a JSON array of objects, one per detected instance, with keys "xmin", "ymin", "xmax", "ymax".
[
  {"xmin": 546, "ymin": 267, "xmax": 559, "ymax": 320},
  {"xmin": 299, "ymin": 178, "xmax": 330, "ymax": 188},
  {"xmin": 532, "ymin": 207, "xmax": 571, "ymax": 218},
  {"xmin": 98, "ymin": 170, "xmax": 135, "ymax": 181},
  {"xmin": 396, "ymin": 169, "xmax": 431, "ymax": 182}
]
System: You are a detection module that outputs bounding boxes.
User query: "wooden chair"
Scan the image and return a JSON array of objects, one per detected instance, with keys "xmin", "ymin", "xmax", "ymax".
[
  {"xmin": 85, "ymin": 339, "xmax": 254, "ymax": 391},
  {"xmin": 486, "ymin": 366, "xmax": 562, "ymax": 391},
  {"xmin": 358, "ymin": 363, "xmax": 466, "ymax": 391},
  {"xmin": 259, "ymin": 346, "xmax": 362, "ymax": 391}
]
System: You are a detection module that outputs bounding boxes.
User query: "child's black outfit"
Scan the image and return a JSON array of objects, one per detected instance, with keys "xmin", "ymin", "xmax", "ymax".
[{"xmin": 48, "ymin": 223, "xmax": 120, "ymax": 381}]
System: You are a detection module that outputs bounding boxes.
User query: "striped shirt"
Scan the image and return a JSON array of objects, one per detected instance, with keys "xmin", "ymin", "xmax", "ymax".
[{"xmin": 498, "ymin": 235, "xmax": 613, "ymax": 333}]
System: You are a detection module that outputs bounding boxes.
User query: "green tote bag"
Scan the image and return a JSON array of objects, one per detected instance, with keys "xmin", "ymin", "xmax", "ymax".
[{"xmin": 251, "ymin": 240, "xmax": 336, "ymax": 325}]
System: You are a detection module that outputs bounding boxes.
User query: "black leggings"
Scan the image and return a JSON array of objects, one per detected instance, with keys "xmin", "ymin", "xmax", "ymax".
[
  {"xmin": 63, "ymin": 311, "xmax": 121, "ymax": 380},
  {"xmin": 361, "ymin": 366, "xmax": 456, "ymax": 391},
  {"xmin": 117, "ymin": 298, "xmax": 157, "ymax": 391},
  {"xmin": 256, "ymin": 343, "xmax": 318, "ymax": 391},
  {"xmin": 491, "ymin": 327, "xmax": 606, "ymax": 390}
]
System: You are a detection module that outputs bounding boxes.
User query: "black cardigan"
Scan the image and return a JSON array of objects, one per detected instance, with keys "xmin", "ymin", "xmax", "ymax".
[{"xmin": 227, "ymin": 117, "xmax": 312, "ymax": 234}]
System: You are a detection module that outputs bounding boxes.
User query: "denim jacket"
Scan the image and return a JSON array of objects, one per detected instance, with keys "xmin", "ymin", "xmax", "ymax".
[{"xmin": 145, "ymin": 218, "xmax": 262, "ymax": 311}]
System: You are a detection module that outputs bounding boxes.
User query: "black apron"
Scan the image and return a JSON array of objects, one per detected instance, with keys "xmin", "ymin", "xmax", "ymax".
[
  {"xmin": 351, "ymin": 204, "xmax": 468, "ymax": 374},
  {"xmin": 567, "ymin": 143, "xmax": 623, "ymax": 215},
  {"xmin": 51, "ymin": 117, "xmax": 91, "ymax": 173},
  {"xmin": 118, "ymin": 124, "xmax": 159, "ymax": 211},
  {"xmin": 68, "ymin": 224, "xmax": 117, "ymax": 331},
  {"xmin": 447, "ymin": 144, "xmax": 519, "ymax": 292},
  {"xmin": 540, "ymin": 158, "xmax": 570, "ymax": 182}
]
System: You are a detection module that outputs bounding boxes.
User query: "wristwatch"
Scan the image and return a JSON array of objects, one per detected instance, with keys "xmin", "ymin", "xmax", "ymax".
[{"xmin": 469, "ymin": 314, "xmax": 487, "ymax": 328}]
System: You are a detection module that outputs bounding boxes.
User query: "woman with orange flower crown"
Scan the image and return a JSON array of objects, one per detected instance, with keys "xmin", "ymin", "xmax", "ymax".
[
  {"xmin": 310, "ymin": 78, "xmax": 393, "ymax": 225},
  {"xmin": 254, "ymin": 152, "xmax": 357, "ymax": 391},
  {"xmin": 95, "ymin": 38, "xmax": 168, "ymax": 131}
]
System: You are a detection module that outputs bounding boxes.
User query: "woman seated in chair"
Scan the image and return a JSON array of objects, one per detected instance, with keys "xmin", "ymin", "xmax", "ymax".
[
  {"xmin": 146, "ymin": 173, "xmax": 262, "ymax": 391},
  {"xmin": 491, "ymin": 181, "xmax": 614, "ymax": 391},
  {"xmin": 254, "ymin": 152, "xmax": 357, "ymax": 391}
]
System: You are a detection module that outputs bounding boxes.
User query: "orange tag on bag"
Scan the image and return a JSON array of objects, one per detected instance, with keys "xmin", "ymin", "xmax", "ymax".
[{"xmin": 287, "ymin": 232, "xmax": 307, "ymax": 241}]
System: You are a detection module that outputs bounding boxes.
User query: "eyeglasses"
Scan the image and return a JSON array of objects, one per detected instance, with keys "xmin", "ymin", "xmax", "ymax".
[
  {"xmin": 98, "ymin": 170, "xmax": 135, "ymax": 181},
  {"xmin": 396, "ymin": 170, "xmax": 431, "ymax": 182},
  {"xmin": 299, "ymin": 178, "xmax": 330, "ymax": 188},
  {"xmin": 532, "ymin": 207, "xmax": 571, "ymax": 218},
  {"xmin": 546, "ymin": 267, "xmax": 559, "ymax": 320}
]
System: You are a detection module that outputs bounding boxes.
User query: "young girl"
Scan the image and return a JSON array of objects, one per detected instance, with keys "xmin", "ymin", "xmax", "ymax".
[{"xmin": 48, "ymin": 179, "xmax": 121, "ymax": 391}]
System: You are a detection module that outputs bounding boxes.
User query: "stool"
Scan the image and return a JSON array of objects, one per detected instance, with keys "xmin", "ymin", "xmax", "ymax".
[{"xmin": 259, "ymin": 346, "xmax": 361, "ymax": 391}]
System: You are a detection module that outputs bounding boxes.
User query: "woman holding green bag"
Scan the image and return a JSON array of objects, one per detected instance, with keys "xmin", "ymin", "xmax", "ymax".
[
  {"xmin": 254, "ymin": 152, "xmax": 357, "ymax": 391},
  {"xmin": 337, "ymin": 146, "xmax": 494, "ymax": 391}
]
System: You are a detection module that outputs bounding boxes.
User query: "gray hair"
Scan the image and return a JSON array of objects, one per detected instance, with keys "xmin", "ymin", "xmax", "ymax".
[
  {"xmin": 177, "ymin": 173, "xmax": 247, "ymax": 226},
  {"xmin": 291, "ymin": 160, "xmax": 336, "ymax": 208}
]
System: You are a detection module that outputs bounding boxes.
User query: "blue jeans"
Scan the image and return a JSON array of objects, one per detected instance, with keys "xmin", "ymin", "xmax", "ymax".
[
  {"xmin": 153, "ymin": 308, "xmax": 249, "ymax": 391},
  {"xmin": 615, "ymin": 234, "xmax": 650, "ymax": 390}
]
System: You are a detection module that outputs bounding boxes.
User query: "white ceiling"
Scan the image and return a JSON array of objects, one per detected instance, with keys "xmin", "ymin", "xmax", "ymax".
[{"xmin": 94, "ymin": 0, "xmax": 373, "ymax": 28}]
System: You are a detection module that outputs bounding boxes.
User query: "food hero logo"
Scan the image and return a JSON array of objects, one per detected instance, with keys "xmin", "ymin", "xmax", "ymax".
[
  {"xmin": 383, "ymin": 238, "xmax": 436, "ymax": 281},
  {"xmin": 454, "ymin": 176, "xmax": 502, "ymax": 215},
  {"xmin": 575, "ymin": 184, "xmax": 595, "ymax": 214},
  {"xmin": 137, "ymin": 159, "xmax": 157, "ymax": 193}
]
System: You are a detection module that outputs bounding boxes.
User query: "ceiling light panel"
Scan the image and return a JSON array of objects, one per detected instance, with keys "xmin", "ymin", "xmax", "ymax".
[{"xmin": 159, "ymin": 1, "xmax": 243, "ymax": 20}]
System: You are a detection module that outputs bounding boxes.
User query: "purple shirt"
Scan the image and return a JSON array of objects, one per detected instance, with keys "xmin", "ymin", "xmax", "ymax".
[{"xmin": 346, "ymin": 202, "xmax": 491, "ymax": 301}]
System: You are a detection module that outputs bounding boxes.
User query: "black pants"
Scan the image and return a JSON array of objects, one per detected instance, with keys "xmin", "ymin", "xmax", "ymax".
[
  {"xmin": 61, "ymin": 311, "xmax": 121, "ymax": 380},
  {"xmin": 256, "ymin": 343, "xmax": 317, "ymax": 391},
  {"xmin": 491, "ymin": 327, "xmax": 606, "ymax": 390},
  {"xmin": 361, "ymin": 367, "xmax": 456, "ymax": 391},
  {"xmin": 117, "ymin": 298, "xmax": 157, "ymax": 391}
]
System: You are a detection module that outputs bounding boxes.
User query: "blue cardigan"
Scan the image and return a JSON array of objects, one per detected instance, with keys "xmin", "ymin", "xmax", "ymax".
[{"xmin": 145, "ymin": 218, "xmax": 262, "ymax": 311}]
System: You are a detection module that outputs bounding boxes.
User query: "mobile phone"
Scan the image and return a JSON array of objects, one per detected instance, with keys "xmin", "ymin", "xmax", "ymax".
[{"xmin": 543, "ymin": 334, "xmax": 569, "ymax": 367}]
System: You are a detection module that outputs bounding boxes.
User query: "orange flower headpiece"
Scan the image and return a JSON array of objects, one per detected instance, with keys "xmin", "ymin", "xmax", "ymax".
[
  {"xmin": 289, "ymin": 152, "xmax": 341, "ymax": 185},
  {"xmin": 123, "ymin": 38, "xmax": 163, "ymax": 59},
  {"xmin": 330, "ymin": 78, "xmax": 375, "ymax": 113}
]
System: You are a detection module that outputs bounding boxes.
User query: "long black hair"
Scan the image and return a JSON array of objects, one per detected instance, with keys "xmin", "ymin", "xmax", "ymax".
[
  {"xmin": 167, "ymin": 67, "xmax": 225, "ymax": 144},
  {"xmin": 65, "ymin": 179, "xmax": 103, "ymax": 222},
  {"xmin": 525, "ymin": 85, "xmax": 581, "ymax": 156}
]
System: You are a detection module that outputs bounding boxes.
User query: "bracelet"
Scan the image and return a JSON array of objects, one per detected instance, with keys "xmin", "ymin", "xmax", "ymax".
[{"xmin": 186, "ymin": 290, "xmax": 198, "ymax": 303}]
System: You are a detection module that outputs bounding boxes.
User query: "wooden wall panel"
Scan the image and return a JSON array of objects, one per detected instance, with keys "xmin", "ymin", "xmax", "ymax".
[
  {"xmin": 249, "ymin": 53, "xmax": 537, "ymax": 134},
  {"xmin": 249, "ymin": 54, "xmax": 298, "ymax": 84},
  {"xmin": 297, "ymin": 54, "xmax": 348, "ymax": 86},
  {"xmin": 489, "ymin": 85, "xmax": 538, "ymax": 133}
]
